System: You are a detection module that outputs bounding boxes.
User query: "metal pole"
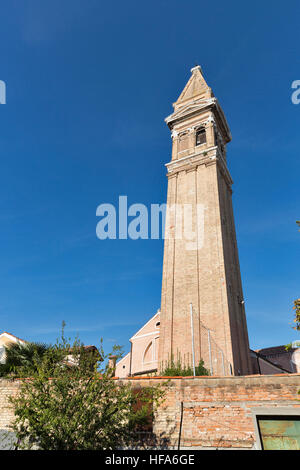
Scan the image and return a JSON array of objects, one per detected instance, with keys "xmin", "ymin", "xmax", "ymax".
[
  {"xmin": 177, "ymin": 402, "xmax": 184, "ymax": 450},
  {"xmin": 221, "ymin": 350, "xmax": 225, "ymax": 376},
  {"xmin": 208, "ymin": 329, "xmax": 213, "ymax": 375},
  {"xmin": 190, "ymin": 303, "xmax": 196, "ymax": 377}
]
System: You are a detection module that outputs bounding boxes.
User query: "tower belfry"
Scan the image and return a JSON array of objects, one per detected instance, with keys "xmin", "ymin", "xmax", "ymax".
[{"xmin": 158, "ymin": 66, "xmax": 252, "ymax": 375}]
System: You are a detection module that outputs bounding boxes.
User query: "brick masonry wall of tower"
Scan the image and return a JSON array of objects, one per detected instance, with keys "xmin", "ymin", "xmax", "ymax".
[{"xmin": 158, "ymin": 67, "xmax": 253, "ymax": 375}]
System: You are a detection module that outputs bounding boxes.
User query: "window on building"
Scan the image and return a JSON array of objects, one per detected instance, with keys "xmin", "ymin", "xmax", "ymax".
[
  {"xmin": 195, "ymin": 127, "xmax": 206, "ymax": 146},
  {"xmin": 143, "ymin": 341, "xmax": 153, "ymax": 364},
  {"xmin": 214, "ymin": 128, "xmax": 219, "ymax": 147}
]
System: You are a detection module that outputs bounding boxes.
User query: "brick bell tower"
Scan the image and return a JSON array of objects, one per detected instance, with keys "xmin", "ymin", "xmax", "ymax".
[{"xmin": 158, "ymin": 66, "xmax": 252, "ymax": 376}]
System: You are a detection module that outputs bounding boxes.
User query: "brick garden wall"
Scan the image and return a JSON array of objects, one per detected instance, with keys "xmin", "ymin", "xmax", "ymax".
[
  {"xmin": 1, "ymin": 374, "xmax": 300, "ymax": 449},
  {"xmin": 121, "ymin": 374, "xmax": 300, "ymax": 449},
  {"xmin": 0, "ymin": 379, "xmax": 19, "ymax": 431}
]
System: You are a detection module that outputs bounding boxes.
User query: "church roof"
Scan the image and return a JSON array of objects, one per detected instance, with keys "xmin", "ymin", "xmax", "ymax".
[
  {"xmin": 255, "ymin": 345, "xmax": 292, "ymax": 356},
  {"xmin": 250, "ymin": 348, "xmax": 291, "ymax": 373}
]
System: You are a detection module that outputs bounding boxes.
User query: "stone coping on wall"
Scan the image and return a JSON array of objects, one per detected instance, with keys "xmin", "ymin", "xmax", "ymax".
[
  {"xmin": 1, "ymin": 373, "xmax": 300, "ymax": 383},
  {"xmin": 114, "ymin": 373, "xmax": 300, "ymax": 380}
]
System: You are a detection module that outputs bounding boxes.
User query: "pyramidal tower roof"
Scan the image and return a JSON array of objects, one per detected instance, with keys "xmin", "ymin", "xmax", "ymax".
[
  {"xmin": 166, "ymin": 66, "xmax": 231, "ymax": 142},
  {"xmin": 173, "ymin": 65, "xmax": 213, "ymax": 110}
]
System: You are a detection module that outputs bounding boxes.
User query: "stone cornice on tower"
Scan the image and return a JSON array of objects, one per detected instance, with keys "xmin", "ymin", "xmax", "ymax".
[
  {"xmin": 165, "ymin": 98, "xmax": 232, "ymax": 144},
  {"xmin": 165, "ymin": 145, "xmax": 233, "ymax": 190}
]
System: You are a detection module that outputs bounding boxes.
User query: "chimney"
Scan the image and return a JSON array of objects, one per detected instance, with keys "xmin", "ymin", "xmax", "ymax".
[{"xmin": 108, "ymin": 355, "xmax": 117, "ymax": 376}]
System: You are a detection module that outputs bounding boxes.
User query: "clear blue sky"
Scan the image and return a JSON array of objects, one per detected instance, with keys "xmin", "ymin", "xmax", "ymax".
[{"xmin": 0, "ymin": 0, "xmax": 299, "ymax": 355}]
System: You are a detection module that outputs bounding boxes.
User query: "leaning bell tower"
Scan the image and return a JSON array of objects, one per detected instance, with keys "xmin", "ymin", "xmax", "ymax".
[{"xmin": 158, "ymin": 66, "xmax": 252, "ymax": 376}]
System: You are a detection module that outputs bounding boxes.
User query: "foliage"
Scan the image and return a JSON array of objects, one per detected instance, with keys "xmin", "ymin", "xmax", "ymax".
[
  {"xmin": 293, "ymin": 299, "xmax": 300, "ymax": 331},
  {"xmin": 292, "ymin": 222, "xmax": 300, "ymax": 332},
  {"xmin": 160, "ymin": 355, "xmax": 210, "ymax": 377},
  {"xmin": 9, "ymin": 327, "xmax": 166, "ymax": 450},
  {"xmin": 0, "ymin": 342, "xmax": 51, "ymax": 378}
]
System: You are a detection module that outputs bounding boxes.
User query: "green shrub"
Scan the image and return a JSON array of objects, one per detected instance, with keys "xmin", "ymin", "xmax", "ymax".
[
  {"xmin": 9, "ymin": 327, "xmax": 167, "ymax": 450},
  {"xmin": 160, "ymin": 354, "xmax": 210, "ymax": 377}
]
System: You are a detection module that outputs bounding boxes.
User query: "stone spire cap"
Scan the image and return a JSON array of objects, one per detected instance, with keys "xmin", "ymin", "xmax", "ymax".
[{"xmin": 190, "ymin": 65, "xmax": 203, "ymax": 74}]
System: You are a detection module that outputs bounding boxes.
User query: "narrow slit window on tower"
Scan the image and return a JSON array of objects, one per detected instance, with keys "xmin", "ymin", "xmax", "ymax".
[
  {"xmin": 214, "ymin": 128, "xmax": 219, "ymax": 147},
  {"xmin": 195, "ymin": 127, "xmax": 206, "ymax": 146}
]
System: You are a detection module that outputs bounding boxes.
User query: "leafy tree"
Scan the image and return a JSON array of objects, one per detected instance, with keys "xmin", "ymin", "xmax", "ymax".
[
  {"xmin": 9, "ymin": 330, "xmax": 166, "ymax": 450},
  {"xmin": 0, "ymin": 342, "xmax": 51, "ymax": 378},
  {"xmin": 292, "ymin": 222, "xmax": 300, "ymax": 331},
  {"xmin": 293, "ymin": 299, "xmax": 300, "ymax": 331}
]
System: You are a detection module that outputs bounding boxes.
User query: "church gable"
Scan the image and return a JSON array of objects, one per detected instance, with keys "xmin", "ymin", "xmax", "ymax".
[
  {"xmin": 130, "ymin": 310, "xmax": 160, "ymax": 339},
  {"xmin": 0, "ymin": 332, "xmax": 26, "ymax": 347}
]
